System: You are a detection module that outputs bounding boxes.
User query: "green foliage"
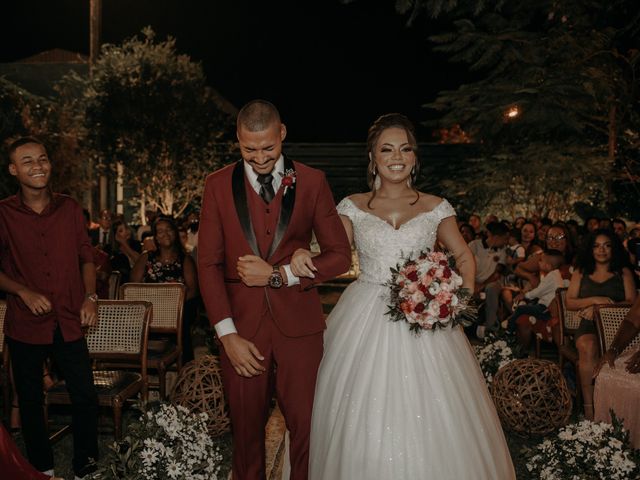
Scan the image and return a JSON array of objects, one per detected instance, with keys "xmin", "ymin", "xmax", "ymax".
[
  {"xmin": 426, "ymin": 143, "xmax": 609, "ymax": 220},
  {"xmin": 76, "ymin": 27, "xmax": 234, "ymax": 216}
]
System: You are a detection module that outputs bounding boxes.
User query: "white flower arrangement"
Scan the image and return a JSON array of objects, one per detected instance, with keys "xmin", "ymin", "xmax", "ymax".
[
  {"xmin": 525, "ymin": 414, "xmax": 640, "ymax": 479},
  {"xmin": 473, "ymin": 333, "xmax": 518, "ymax": 385},
  {"xmin": 93, "ymin": 403, "xmax": 224, "ymax": 480}
]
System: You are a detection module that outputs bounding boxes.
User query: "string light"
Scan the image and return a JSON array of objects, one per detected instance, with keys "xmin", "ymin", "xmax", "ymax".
[{"xmin": 505, "ymin": 106, "xmax": 520, "ymax": 119}]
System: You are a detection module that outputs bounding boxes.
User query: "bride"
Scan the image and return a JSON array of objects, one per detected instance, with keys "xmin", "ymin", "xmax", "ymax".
[{"xmin": 292, "ymin": 113, "xmax": 515, "ymax": 479}]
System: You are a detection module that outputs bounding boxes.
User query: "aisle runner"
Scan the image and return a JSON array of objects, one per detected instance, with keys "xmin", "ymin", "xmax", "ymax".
[
  {"xmin": 227, "ymin": 404, "xmax": 287, "ymax": 480},
  {"xmin": 265, "ymin": 404, "xmax": 287, "ymax": 479}
]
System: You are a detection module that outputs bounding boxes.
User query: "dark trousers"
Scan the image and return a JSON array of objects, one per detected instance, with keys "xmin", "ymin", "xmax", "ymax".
[
  {"xmin": 506, "ymin": 303, "xmax": 550, "ymax": 332},
  {"xmin": 8, "ymin": 327, "xmax": 98, "ymax": 474}
]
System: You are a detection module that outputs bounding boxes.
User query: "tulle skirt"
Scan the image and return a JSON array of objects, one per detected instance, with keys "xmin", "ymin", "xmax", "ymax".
[{"xmin": 309, "ymin": 280, "xmax": 515, "ymax": 480}]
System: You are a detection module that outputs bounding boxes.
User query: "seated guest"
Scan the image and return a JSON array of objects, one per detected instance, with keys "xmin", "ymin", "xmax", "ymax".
[
  {"xmin": 469, "ymin": 214, "xmax": 482, "ymax": 236},
  {"xmin": 470, "ymin": 221, "xmax": 509, "ymax": 338},
  {"xmin": 515, "ymin": 224, "xmax": 573, "ymax": 289},
  {"xmin": 584, "ymin": 216, "xmax": 600, "ymax": 234},
  {"xmin": 521, "ymin": 221, "xmax": 543, "ymax": 259},
  {"xmin": 594, "ymin": 295, "xmax": 640, "ymax": 448},
  {"xmin": 503, "ymin": 249, "xmax": 566, "ymax": 349},
  {"xmin": 90, "ymin": 209, "xmax": 112, "ymax": 251},
  {"xmin": 514, "ymin": 216, "xmax": 526, "ymax": 230},
  {"xmin": 109, "ymin": 219, "xmax": 141, "ymax": 283},
  {"xmin": 599, "ymin": 217, "xmax": 613, "ymax": 231},
  {"xmin": 536, "ymin": 219, "xmax": 552, "ymax": 247},
  {"xmin": 612, "ymin": 218, "xmax": 627, "ymax": 242},
  {"xmin": 459, "ymin": 222, "xmax": 476, "ymax": 244},
  {"xmin": 566, "ymin": 229, "xmax": 637, "ymax": 419},
  {"xmin": 131, "ymin": 217, "xmax": 198, "ymax": 363},
  {"xmin": 501, "ymin": 228, "xmax": 527, "ymax": 311}
]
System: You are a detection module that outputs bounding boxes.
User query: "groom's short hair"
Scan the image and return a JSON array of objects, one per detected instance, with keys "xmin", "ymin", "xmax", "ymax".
[{"xmin": 237, "ymin": 100, "xmax": 281, "ymax": 132}]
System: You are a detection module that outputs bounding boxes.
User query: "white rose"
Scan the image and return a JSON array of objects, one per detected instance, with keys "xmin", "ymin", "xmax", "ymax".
[
  {"xmin": 411, "ymin": 290, "xmax": 426, "ymax": 305},
  {"xmin": 427, "ymin": 300, "xmax": 440, "ymax": 317},
  {"xmin": 428, "ymin": 282, "xmax": 441, "ymax": 295}
]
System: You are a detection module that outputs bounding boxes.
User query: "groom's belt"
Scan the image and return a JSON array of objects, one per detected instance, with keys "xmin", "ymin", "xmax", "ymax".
[{"xmin": 224, "ymin": 278, "xmax": 241, "ymax": 284}]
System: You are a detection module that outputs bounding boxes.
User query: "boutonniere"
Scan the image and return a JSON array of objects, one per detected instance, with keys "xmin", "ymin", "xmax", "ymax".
[{"xmin": 279, "ymin": 168, "xmax": 296, "ymax": 195}]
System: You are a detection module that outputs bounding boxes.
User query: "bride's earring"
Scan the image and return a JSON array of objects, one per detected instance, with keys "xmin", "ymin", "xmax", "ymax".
[{"xmin": 371, "ymin": 164, "xmax": 381, "ymax": 190}]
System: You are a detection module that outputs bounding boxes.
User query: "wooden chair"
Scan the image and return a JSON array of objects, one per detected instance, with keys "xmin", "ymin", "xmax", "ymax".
[
  {"xmin": 119, "ymin": 283, "xmax": 186, "ymax": 398},
  {"xmin": 108, "ymin": 271, "xmax": 122, "ymax": 300},
  {"xmin": 556, "ymin": 287, "xmax": 583, "ymax": 404},
  {"xmin": 45, "ymin": 300, "xmax": 151, "ymax": 440},
  {"xmin": 594, "ymin": 304, "xmax": 636, "ymax": 355},
  {"xmin": 0, "ymin": 300, "xmax": 9, "ymax": 424}
]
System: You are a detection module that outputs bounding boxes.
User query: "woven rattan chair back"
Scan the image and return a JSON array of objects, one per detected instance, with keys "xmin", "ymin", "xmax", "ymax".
[
  {"xmin": 557, "ymin": 288, "xmax": 581, "ymax": 331},
  {"xmin": 120, "ymin": 283, "xmax": 185, "ymax": 333},
  {"xmin": 594, "ymin": 304, "xmax": 636, "ymax": 355},
  {"xmin": 108, "ymin": 271, "xmax": 122, "ymax": 300},
  {"xmin": 86, "ymin": 300, "xmax": 152, "ymax": 362}
]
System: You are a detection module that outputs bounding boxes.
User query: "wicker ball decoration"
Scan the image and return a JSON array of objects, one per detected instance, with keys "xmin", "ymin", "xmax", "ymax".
[
  {"xmin": 170, "ymin": 355, "xmax": 230, "ymax": 436},
  {"xmin": 491, "ymin": 359, "xmax": 572, "ymax": 435}
]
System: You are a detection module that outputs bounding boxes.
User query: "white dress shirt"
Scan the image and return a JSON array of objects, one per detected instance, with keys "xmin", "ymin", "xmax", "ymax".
[{"xmin": 215, "ymin": 156, "xmax": 300, "ymax": 338}]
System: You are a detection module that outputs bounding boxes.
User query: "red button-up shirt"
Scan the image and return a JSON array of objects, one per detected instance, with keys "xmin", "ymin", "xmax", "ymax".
[{"xmin": 0, "ymin": 193, "xmax": 94, "ymax": 344}]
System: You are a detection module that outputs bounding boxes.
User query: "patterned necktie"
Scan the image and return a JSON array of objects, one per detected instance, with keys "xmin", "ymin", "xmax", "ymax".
[{"xmin": 257, "ymin": 173, "xmax": 275, "ymax": 204}]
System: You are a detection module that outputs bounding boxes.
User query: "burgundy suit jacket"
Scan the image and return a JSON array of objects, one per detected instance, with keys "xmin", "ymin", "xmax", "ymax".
[{"xmin": 198, "ymin": 158, "xmax": 351, "ymax": 339}]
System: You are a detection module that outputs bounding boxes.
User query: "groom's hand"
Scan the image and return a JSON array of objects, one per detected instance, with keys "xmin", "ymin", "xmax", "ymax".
[
  {"xmin": 291, "ymin": 248, "xmax": 317, "ymax": 278},
  {"xmin": 237, "ymin": 255, "xmax": 271, "ymax": 286},
  {"xmin": 220, "ymin": 333, "xmax": 266, "ymax": 377}
]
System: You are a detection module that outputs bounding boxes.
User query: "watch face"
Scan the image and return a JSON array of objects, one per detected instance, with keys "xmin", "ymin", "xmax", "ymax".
[{"xmin": 269, "ymin": 271, "xmax": 283, "ymax": 288}]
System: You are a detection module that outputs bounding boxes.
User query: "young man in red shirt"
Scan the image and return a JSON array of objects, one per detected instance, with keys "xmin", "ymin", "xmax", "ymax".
[{"xmin": 0, "ymin": 137, "xmax": 99, "ymax": 479}]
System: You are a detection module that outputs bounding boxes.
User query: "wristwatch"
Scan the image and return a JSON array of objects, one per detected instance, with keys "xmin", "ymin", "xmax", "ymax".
[
  {"xmin": 268, "ymin": 266, "xmax": 284, "ymax": 289},
  {"xmin": 85, "ymin": 293, "xmax": 99, "ymax": 303}
]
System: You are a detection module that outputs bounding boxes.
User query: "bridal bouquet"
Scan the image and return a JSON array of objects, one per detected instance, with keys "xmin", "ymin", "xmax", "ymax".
[
  {"xmin": 93, "ymin": 403, "xmax": 224, "ymax": 480},
  {"xmin": 385, "ymin": 249, "xmax": 474, "ymax": 334},
  {"xmin": 525, "ymin": 414, "xmax": 640, "ymax": 479}
]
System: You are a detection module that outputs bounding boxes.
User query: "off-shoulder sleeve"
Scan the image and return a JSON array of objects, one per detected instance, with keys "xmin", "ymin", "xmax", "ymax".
[
  {"xmin": 434, "ymin": 198, "xmax": 456, "ymax": 223},
  {"xmin": 336, "ymin": 197, "xmax": 358, "ymax": 222}
]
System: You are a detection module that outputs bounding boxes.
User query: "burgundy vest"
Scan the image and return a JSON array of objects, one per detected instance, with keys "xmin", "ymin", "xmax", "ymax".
[{"xmin": 245, "ymin": 176, "xmax": 284, "ymax": 258}]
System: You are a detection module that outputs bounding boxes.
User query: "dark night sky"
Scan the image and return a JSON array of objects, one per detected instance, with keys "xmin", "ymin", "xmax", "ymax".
[{"xmin": 0, "ymin": 0, "xmax": 467, "ymax": 141}]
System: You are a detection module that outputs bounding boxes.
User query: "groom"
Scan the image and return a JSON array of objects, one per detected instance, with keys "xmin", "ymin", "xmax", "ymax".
[{"xmin": 198, "ymin": 100, "xmax": 351, "ymax": 479}]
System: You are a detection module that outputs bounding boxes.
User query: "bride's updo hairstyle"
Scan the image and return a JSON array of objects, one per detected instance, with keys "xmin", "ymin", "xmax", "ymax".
[{"xmin": 366, "ymin": 113, "xmax": 420, "ymax": 208}]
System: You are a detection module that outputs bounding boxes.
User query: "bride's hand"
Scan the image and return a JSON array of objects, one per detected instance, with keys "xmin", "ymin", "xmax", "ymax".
[{"xmin": 291, "ymin": 248, "xmax": 317, "ymax": 278}]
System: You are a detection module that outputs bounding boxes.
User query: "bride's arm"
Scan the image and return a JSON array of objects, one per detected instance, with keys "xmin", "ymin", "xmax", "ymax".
[
  {"xmin": 339, "ymin": 215, "xmax": 354, "ymax": 247},
  {"xmin": 291, "ymin": 215, "xmax": 353, "ymax": 278},
  {"xmin": 436, "ymin": 217, "xmax": 476, "ymax": 290}
]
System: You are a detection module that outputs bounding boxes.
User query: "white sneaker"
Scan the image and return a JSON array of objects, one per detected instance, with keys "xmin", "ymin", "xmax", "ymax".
[{"xmin": 476, "ymin": 325, "xmax": 486, "ymax": 339}]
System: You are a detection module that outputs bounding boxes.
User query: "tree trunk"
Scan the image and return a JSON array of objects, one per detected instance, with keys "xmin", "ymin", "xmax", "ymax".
[{"xmin": 607, "ymin": 103, "xmax": 617, "ymax": 204}]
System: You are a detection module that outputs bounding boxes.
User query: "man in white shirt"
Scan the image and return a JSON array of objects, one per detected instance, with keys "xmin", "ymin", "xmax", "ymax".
[{"xmin": 198, "ymin": 100, "xmax": 351, "ymax": 480}]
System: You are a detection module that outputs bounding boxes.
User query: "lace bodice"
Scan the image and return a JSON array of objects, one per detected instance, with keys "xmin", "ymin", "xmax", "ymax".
[{"xmin": 337, "ymin": 197, "xmax": 456, "ymax": 284}]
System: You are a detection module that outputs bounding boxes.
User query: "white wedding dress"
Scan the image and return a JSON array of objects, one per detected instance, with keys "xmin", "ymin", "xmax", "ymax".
[{"xmin": 307, "ymin": 197, "xmax": 515, "ymax": 480}]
